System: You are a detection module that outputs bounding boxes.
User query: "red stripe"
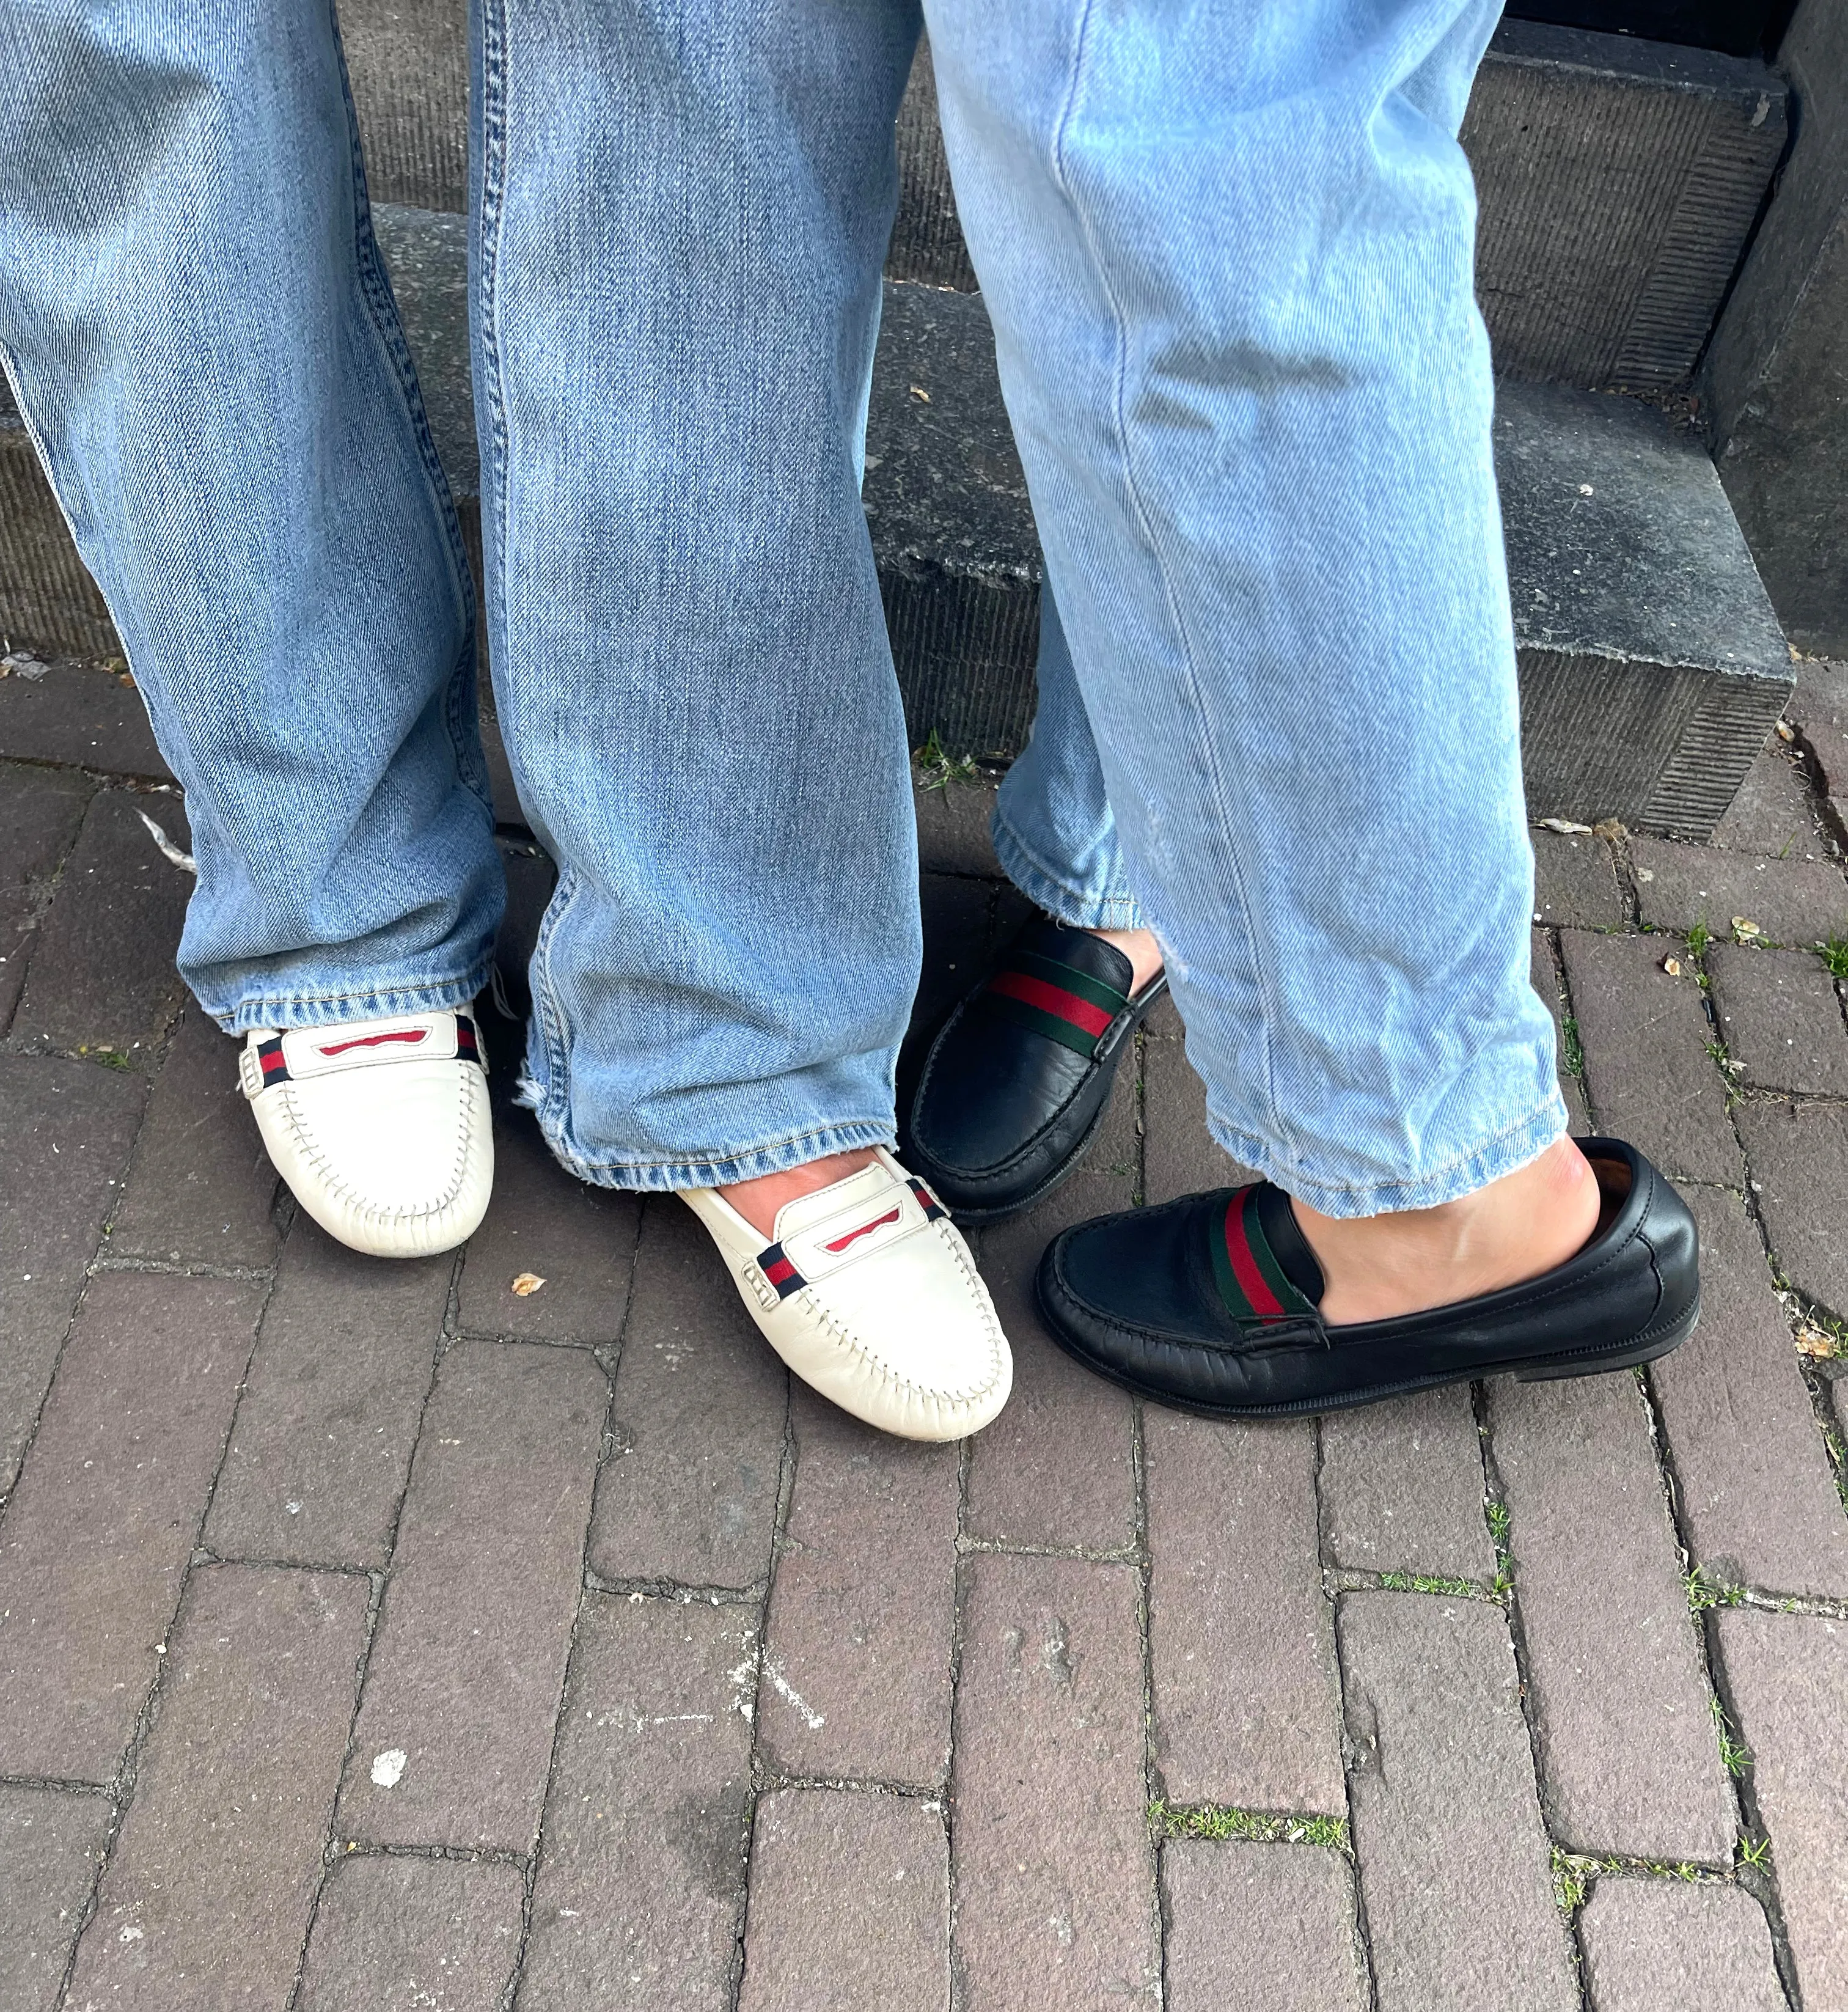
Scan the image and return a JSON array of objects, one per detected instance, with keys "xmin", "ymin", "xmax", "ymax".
[
  {"xmin": 988, "ymin": 971, "xmax": 1113, "ymax": 1038},
  {"xmin": 317, "ymin": 1028, "xmax": 430, "ymax": 1057},
  {"xmin": 763, "ymin": 1257, "xmax": 797, "ymax": 1287},
  {"xmin": 260, "ymin": 1051, "xmax": 288, "ymax": 1076},
  {"xmin": 824, "ymin": 1205, "xmax": 901, "ymax": 1254},
  {"xmin": 1223, "ymin": 1189, "xmax": 1284, "ymax": 1318}
]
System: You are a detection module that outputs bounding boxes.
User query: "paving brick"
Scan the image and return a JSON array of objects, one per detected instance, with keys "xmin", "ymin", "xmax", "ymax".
[
  {"xmin": 64, "ymin": 1562, "xmax": 369, "ymax": 2011},
  {"xmin": 588, "ymin": 1198, "xmax": 786, "ymax": 1590},
  {"xmin": 1707, "ymin": 942, "xmax": 1848, "ymax": 1094},
  {"xmin": 0, "ymin": 1052, "xmax": 145, "ymax": 1493},
  {"xmin": 757, "ymin": 1385, "xmax": 957, "ymax": 1786},
  {"xmin": 738, "ymin": 1788, "xmax": 949, "ymax": 2012},
  {"xmin": 912, "ymin": 768, "xmax": 1001, "ymax": 878},
  {"xmin": 519, "ymin": 1593, "xmax": 757, "ymax": 2010},
  {"xmin": 951, "ymin": 1552, "xmax": 1159, "ymax": 2010},
  {"xmin": 1576, "ymin": 1879, "xmax": 1784, "ymax": 2011},
  {"xmin": 14, "ymin": 790, "xmax": 191, "ymax": 1059},
  {"xmin": 0, "ymin": 1269, "xmax": 263, "ymax": 1782},
  {"xmin": 1715, "ymin": 1608, "xmax": 1848, "ymax": 2006},
  {"xmin": 1487, "ymin": 1375, "xmax": 1734, "ymax": 1861},
  {"xmin": 1531, "ymin": 828, "xmax": 1625, "ymax": 927},
  {"xmin": 0, "ymin": 1785, "xmax": 110, "ymax": 2012},
  {"xmin": 1319, "ymin": 1386, "xmax": 1495, "ymax": 1580},
  {"xmin": 964, "ymin": 1178, "xmax": 1137, "ymax": 1555},
  {"xmin": 1652, "ymin": 1189, "xmax": 1848, "ymax": 1597},
  {"xmin": 1146, "ymin": 1409, "xmax": 1343, "ymax": 1813},
  {"xmin": 1338, "ymin": 1593, "xmax": 1577, "ymax": 2011},
  {"xmin": 1711, "ymin": 743, "xmax": 1833, "ymax": 864},
  {"xmin": 0, "ymin": 658, "xmax": 171, "ymax": 780},
  {"xmin": 296, "ymin": 1853, "xmax": 524, "ymax": 2012},
  {"xmin": 106, "ymin": 1004, "xmax": 280, "ymax": 1266},
  {"xmin": 458, "ymin": 1105, "xmax": 640, "ymax": 1344},
  {"xmin": 1734, "ymin": 1098, "xmax": 1848, "ymax": 1318},
  {"xmin": 1143, "ymin": 993, "xmax": 1261, "ymax": 1202},
  {"xmin": 205, "ymin": 1219, "xmax": 451, "ymax": 1569},
  {"xmin": 0, "ymin": 761, "xmax": 89, "ymax": 1031},
  {"xmin": 337, "ymin": 1338, "xmax": 604, "ymax": 1849},
  {"xmin": 1630, "ymin": 835, "xmax": 1848, "ymax": 947},
  {"xmin": 1531, "ymin": 930, "xmax": 1593, "ymax": 1135},
  {"xmin": 1560, "ymin": 930, "xmax": 1740, "ymax": 1182},
  {"xmin": 1786, "ymin": 657, "xmax": 1848, "ymax": 802},
  {"xmin": 902, "ymin": 870, "xmax": 996, "ymax": 1081},
  {"xmin": 1161, "ymin": 1840, "xmax": 1365, "ymax": 2012}
]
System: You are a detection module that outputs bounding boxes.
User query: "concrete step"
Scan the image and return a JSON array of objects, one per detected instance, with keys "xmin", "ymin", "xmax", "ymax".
[
  {"xmin": 337, "ymin": 9, "xmax": 1785, "ymax": 395},
  {"xmin": 0, "ymin": 202, "xmax": 1791, "ymax": 839}
]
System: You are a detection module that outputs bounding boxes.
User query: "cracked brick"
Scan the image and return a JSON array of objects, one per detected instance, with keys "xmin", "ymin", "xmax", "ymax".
[
  {"xmin": 337, "ymin": 1339, "xmax": 604, "ymax": 1849},
  {"xmin": 1487, "ymin": 1375, "xmax": 1734, "ymax": 1861},
  {"xmin": 757, "ymin": 1384, "xmax": 957, "ymax": 1786},
  {"xmin": 588, "ymin": 1198, "xmax": 786, "ymax": 1591},
  {"xmin": 64, "ymin": 1562, "xmax": 369, "ymax": 2010},
  {"xmin": 205, "ymin": 1219, "xmax": 451, "ymax": 1570},
  {"xmin": 520, "ymin": 1593, "xmax": 757, "ymax": 2010},
  {"xmin": 738, "ymin": 1788, "xmax": 949, "ymax": 2012},
  {"xmin": 0, "ymin": 1269, "xmax": 264, "ymax": 1782},
  {"xmin": 952, "ymin": 1552, "xmax": 1159, "ymax": 2009},
  {"xmin": 1146, "ymin": 1409, "xmax": 1343, "ymax": 1812},
  {"xmin": 1338, "ymin": 1592, "xmax": 1577, "ymax": 2011}
]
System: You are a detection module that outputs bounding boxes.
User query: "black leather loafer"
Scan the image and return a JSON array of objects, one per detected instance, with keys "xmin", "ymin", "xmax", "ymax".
[
  {"xmin": 904, "ymin": 919, "xmax": 1168, "ymax": 1222},
  {"xmin": 1035, "ymin": 1137, "xmax": 1698, "ymax": 1416}
]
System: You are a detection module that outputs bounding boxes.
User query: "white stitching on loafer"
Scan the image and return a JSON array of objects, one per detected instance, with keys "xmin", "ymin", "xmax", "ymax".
[
  {"xmin": 682, "ymin": 1146, "xmax": 1013, "ymax": 1441},
  {"xmin": 241, "ymin": 1008, "xmax": 493, "ymax": 1258}
]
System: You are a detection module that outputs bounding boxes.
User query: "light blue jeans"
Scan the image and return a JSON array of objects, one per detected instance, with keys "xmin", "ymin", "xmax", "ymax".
[{"xmin": 0, "ymin": 0, "xmax": 1564, "ymax": 1214}]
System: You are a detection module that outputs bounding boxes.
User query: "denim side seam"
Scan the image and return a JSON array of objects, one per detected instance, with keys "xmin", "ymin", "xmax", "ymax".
[
  {"xmin": 200, "ymin": 961, "xmax": 495, "ymax": 1035},
  {"xmin": 522, "ymin": 858, "xmax": 582, "ymax": 1139},
  {"xmin": 330, "ymin": 0, "xmax": 491, "ymax": 820},
  {"xmin": 1209, "ymin": 1085, "xmax": 1570, "ymax": 1217},
  {"xmin": 1043, "ymin": 4, "xmax": 1299, "ymax": 1171},
  {"xmin": 540, "ymin": 1117, "xmax": 900, "ymax": 1194},
  {"xmin": 990, "ymin": 802, "xmax": 1145, "ymax": 931}
]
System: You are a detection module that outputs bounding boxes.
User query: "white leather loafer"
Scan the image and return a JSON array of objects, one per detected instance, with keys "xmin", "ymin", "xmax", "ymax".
[
  {"xmin": 681, "ymin": 1147, "xmax": 1012, "ymax": 1441},
  {"xmin": 240, "ymin": 1007, "xmax": 493, "ymax": 1258}
]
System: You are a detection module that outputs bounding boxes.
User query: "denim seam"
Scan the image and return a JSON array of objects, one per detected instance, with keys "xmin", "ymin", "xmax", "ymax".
[
  {"xmin": 524, "ymin": 861, "xmax": 582, "ymax": 1138},
  {"xmin": 1209, "ymin": 1085, "xmax": 1568, "ymax": 1215},
  {"xmin": 1044, "ymin": 10, "xmax": 1296, "ymax": 1169},
  {"xmin": 477, "ymin": 0, "xmax": 514, "ymax": 714},
  {"xmin": 201, "ymin": 963, "xmax": 493, "ymax": 1032},
  {"xmin": 990, "ymin": 804, "xmax": 1144, "ymax": 930},
  {"xmin": 542, "ymin": 1117, "xmax": 898, "ymax": 1192},
  {"xmin": 329, "ymin": 1, "xmax": 490, "ymax": 821}
]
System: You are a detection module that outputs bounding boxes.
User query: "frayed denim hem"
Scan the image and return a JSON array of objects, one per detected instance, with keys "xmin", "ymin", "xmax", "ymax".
[
  {"xmin": 201, "ymin": 964, "xmax": 494, "ymax": 1036},
  {"xmin": 1214, "ymin": 1089, "xmax": 1571, "ymax": 1219},
  {"xmin": 538, "ymin": 1116, "xmax": 898, "ymax": 1193},
  {"xmin": 991, "ymin": 808, "xmax": 1146, "ymax": 933}
]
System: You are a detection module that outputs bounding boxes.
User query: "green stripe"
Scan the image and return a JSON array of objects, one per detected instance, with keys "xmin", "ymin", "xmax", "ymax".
[
  {"xmin": 1208, "ymin": 1194, "xmax": 1245, "ymax": 1315},
  {"xmin": 983, "ymin": 989, "xmax": 1098, "ymax": 1059},
  {"xmin": 1010, "ymin": 950, "xmax": 1129, "ymax": 1018},
  {"xmin": 1244, "ymin": 1203, "xmax": 1314, "ymax": 1316}
]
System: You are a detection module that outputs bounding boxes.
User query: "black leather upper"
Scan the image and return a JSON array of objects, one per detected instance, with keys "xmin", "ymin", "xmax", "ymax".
[
  {"xmin": 1035, "ymin": 1139, "xmax": 1699, "ymax": 1416},
  {"xmin": 904, "ymin": 920, "xmax": 1166, "ymax": 1221}
]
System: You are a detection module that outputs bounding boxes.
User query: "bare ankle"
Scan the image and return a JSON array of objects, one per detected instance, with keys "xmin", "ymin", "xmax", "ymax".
[
  {"xmin": 1088, "ymin": 925, "xmax": 1164, "ymax": 994},
  {"xmin": 717, "ymin": 1146, "xmax": 884, "ymax": 1240},
  {"xmin": 1292, "ymin": 1136, "xmax": 1601, "ymax": 1326}
]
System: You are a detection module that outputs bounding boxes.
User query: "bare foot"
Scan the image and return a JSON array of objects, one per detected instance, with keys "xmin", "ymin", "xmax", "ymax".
[
  {"xmin": 1291, "ymin": 1135, "xmax": 1602, "ymax": 1326},
  {"xmin": 717, "ymin": 1147, "xmax": 884, "ymax": 1239},
  {"xmin": 1090, "ymin": 925, "xmax": 1164, "ymax": 994}
]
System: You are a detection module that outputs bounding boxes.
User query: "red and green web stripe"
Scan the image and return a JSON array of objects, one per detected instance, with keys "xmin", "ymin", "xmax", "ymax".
[
  {"xmin": 981, "ymin": 950, "xmax": 1129, "ymax": 1059},
  {"xmin": 1209, "ymin": 1186, "xmax": 1317, "ymax": 1324}
]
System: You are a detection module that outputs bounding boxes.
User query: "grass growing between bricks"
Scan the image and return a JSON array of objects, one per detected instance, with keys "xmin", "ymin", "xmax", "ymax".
[
  {"xmin": 1150, "ymin": 1801, "xmax": 1349, "ymax": 1852},
  {"xmin": 1817, "ymin": 935, "xmax": 1848, "ymax": 982},
  {"xmin": 1551, "ymin": 1846, "xmax": 1728, "ymax": 1918}
]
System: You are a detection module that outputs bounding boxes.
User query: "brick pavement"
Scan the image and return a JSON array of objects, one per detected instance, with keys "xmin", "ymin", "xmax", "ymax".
[{"xmin": 2, "ymin": 664, "xmax": 1847, "ymax": 2007}]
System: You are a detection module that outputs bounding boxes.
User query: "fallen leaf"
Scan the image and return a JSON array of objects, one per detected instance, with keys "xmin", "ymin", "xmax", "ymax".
[
  {"xmin": 1794, "ymin": 1326, "xmax": 1835, "ymax": 1359},
  {"xmin": 1538, "ymin": 817, "xmax": 1593, "ymax": 835},
  {"xmin": 1662, "ymin": 956, "xmax": 1683, "ymax": 977},
  {"xmin": 1732, "ymin": 917, "xmax": 1762, "ymax": 939},
  {"xmin": 512, "ymin": 1272, "xmax": 546, "ymax": 1296},
  {"xmin": 1592, "ymin": 818, "xmax": 1627, "ymax": 842},
  {"xmin": 908, "ymin": 384, "xmax": 931, "ymax": 402},
  {"xmin": 1775, "ymin": 720, "xmax": 1795, "ymax": 743}
]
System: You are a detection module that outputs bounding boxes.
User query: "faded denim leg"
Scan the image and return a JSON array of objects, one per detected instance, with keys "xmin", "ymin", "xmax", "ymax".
[
  {"xmin": 475, "ymin": 0, "xmax": 928, "ymax": 1190},
  {"xmin": 929, "ymin": 0, "xmax": 1566, "ymax": 1215},
  {"xmin": 0, "ymin": 2, "xmax": 503, "ymax": 1030}
]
